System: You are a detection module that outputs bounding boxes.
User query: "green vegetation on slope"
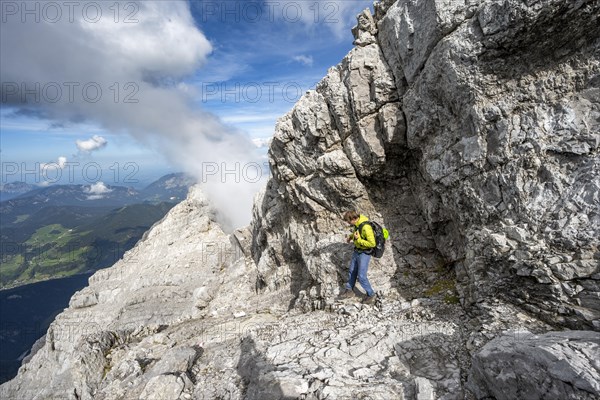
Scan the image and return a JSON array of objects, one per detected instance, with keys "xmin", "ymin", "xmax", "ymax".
[{"xmin": 0, "ymin": 202, "xmax": 175, "ymax": 289}]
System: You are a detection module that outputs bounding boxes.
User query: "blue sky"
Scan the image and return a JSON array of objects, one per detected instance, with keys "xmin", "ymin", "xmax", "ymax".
[
  {"xmin": 0, "ymin": 0, "xmax": 372, "ymax": 224},
  {"xmin": 190, "ymin": 1, "xmax": 361, "ymax": 140}
]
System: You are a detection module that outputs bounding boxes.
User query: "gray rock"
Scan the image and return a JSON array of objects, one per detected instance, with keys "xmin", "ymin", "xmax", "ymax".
[
  {"xmin": 468, "ymin": 330, "xmax": 600, "ymax": 399},
  {"xmin": 254, "ymin": 0, "xmax": 600, "ymax": 331},
  {"xmin": 146, "ymin": 346, "xmax": 200, "ymax": 378},
  {"xmin": 139, "ymin": 374, "xmax": 185, "ymax": 400},
  {"xmin": 69, "ymin": 289, "xmax": 98, "ymax": 309},
  {"xmin": 352, "ymin": 8, "xmax": 378, "ymax": 46}
]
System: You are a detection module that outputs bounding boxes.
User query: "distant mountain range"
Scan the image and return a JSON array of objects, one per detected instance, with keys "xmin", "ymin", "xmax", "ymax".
[
  {"xmin": 135, "ymin": 173, "xmax": 196, "ymax": 203},
  {"xmin": 0, "ymin": 173, "xmax": 195, "ymax": 289},
  {"xmin": 0, "ymin": 172, "xmax": 195, "ymax": 208},
  {"xmin": 0, "ymin": 182, "xmax": 37, "ymax": 202}
]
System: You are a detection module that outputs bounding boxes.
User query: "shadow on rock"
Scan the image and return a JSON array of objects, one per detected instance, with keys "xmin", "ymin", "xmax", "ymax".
[
  {"xmin": 394, "ymin": 332, "xmax": 465, "ymax": 399},
  {"xmin": 236, "ymin": 337, "xmax": 302, "ymax": 400},
  {"xmin": 288, "ymin": 240, "xmax": 353, "ymax": 310},
  {"xmin": 319, "ymin": 241, "xmax": 354, "ymax": 289}
]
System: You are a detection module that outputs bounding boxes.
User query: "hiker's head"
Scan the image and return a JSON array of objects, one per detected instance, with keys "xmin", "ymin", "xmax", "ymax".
[{"xmin": 343, "ymin": 210, "xmax": 360, "ymax": 225}]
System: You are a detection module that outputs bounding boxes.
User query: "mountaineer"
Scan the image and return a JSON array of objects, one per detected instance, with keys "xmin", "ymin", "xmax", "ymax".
[{"xmin": 339, "ymin": 210, "xmax": 377, "ymax": 304}]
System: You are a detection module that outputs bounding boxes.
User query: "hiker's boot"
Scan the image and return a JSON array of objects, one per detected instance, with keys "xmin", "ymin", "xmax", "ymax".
[
  {"xmin": 338, "ymin": 289, "xmax": 355, "ymax": 300},
  {"xmin": 362, "ymin": 294, "xmax": 377, "ymax": 305}
]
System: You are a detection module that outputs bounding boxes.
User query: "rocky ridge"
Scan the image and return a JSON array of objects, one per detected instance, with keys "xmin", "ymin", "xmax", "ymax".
[{"xmin": 2, "ymin": 0, "xmax": 600, "ymax": 399}]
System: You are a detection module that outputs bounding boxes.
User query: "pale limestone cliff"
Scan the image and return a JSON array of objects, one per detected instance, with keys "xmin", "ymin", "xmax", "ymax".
[{"xmin": 252, "ymin": 0, "xmax": 600, "ymax": 331}]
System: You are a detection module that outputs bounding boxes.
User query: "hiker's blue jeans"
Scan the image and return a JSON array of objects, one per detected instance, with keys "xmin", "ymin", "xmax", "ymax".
[{"xmin": 345, "ymin": 250, "xmax": 375, "ymax": 297}]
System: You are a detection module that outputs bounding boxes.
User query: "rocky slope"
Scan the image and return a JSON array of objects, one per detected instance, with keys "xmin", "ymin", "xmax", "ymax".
[
  {"xmin": 1, "ymin": 186, "xmax": 596, "ymax": 399},
  {"xmin": 0, "ymin": 186, "xmax": 478, "ymax": 399},
  {"xmin": 2, "ymin": 0, "xmax": 600, "ymax": 399}
]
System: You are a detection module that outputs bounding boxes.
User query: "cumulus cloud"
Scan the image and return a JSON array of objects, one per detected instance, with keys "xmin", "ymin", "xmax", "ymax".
[
  {"xmin": 252, "ymin": 137, "xmax": 272, "ymax": 149},
  {"xmin": 84, "ymin": 181, "xmax": 113, "ymax": 200},
  {"xmin": 0, "ymin": 1, "xmax": 264, "ymax": 229},
  {"xmin": 41, "ymin": 156, "xmax": 68, "ymax": 171},
  {"xmin": 293, "ymin": 55, "xmax": 314, "ymax": 67},
  {"xmin": 76, "ymin": 135, "xmax": 108, "ymax": 153}
]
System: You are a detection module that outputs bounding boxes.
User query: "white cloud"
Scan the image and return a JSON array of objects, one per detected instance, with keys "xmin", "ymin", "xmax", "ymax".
[
  {"xmin": 85, "ymin": 182, "xmax": 112, "ymax": 195},
  {"xmin": 1, "ymin": 1, "xmax": 262, "ymax": 229},
  {"xmin": 57, "ymin": 156, "xmax": 67, "ymax": 169},
  {"xmin": 252, "ymin": 138, "xmax": 272, "ymax": 148},
  {"xmin": 293, "ymin": 55, "xmax": 314, "ymax": 67},
  {"xmin": 84, "ymin": 181, "xmax": 113, "ymax": 200},
  {"xmin": 86, "ymin": 195, "xmax": 105, "ymax": 200},
  {"xmin": 76, "ymin": 135, "xmax": 108, "ymax": 153},
  {"xmin": 221, "ymin": 113, "xmax": 283, "ymax": 125},
  {"xmin": 41, "ymin": 156, "xmax": 68, "ymax": 171}
]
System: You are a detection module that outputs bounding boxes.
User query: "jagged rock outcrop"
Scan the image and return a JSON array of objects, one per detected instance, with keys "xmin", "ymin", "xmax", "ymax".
[
  {"xmin": 2, "ymin": 1, "xmax": 600, "ymax": 399},
  {"xmin": 468, "ymin": 330, "xmax": 600, "ymax": 399},
  {"xmin": 252, "ymin": 0, "xmax": 600, "ymax": 331}
]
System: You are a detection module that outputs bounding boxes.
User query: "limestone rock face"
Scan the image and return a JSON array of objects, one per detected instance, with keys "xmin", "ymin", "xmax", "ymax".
[
  {"xmin": 252, "ymin": 0, "xmax": 600, "ymax": 331},
  {"xmin": 468, "ymin": 330, "xmax": 600, "ymax": 400},
  {"xmin": 394, "ymin": 0, "xmax": 600, "ymax": 331}
]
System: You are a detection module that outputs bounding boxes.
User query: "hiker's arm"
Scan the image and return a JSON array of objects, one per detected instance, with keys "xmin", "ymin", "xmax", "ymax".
[{"xmin": 355, "ymin": 225, "xmax": 376, "ymax": 248}]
